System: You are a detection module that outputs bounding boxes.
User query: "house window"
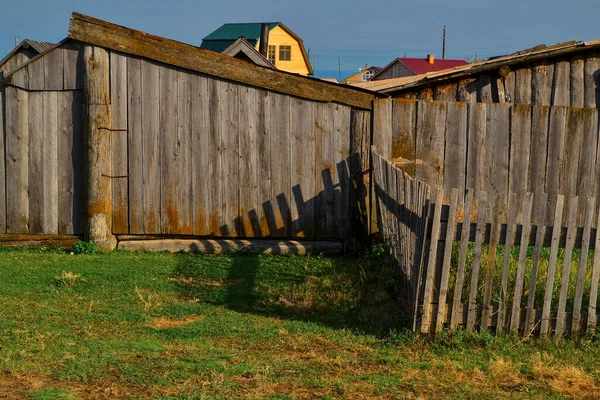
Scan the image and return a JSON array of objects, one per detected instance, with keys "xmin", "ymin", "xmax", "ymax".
[
  {"xmin": 362, "ymin": 70, "xmax": 375, "ymax": 81},
  {"xmin": 279, "ymin": 45, "xmax": 291, "ymax": 61},
  {"xmin": 267, "ymin": 45, "xmax": 276, "ymax": 63}
]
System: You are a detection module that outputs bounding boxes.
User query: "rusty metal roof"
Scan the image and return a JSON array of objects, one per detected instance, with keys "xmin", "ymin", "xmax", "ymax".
[{"xmin": 350, "ymin": 40, "xmax": 600, "ymax": 94}]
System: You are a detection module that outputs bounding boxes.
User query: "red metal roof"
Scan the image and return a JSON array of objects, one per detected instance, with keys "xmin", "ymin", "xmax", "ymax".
[{"xmin": 395, "ymin": 57, "xmax": 467, "ymax": 75}]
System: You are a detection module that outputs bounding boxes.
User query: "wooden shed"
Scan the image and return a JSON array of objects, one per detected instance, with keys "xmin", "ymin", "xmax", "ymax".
[{"xmin": 0, "ymin": 13, "xmax": 376, "ymax": 251}]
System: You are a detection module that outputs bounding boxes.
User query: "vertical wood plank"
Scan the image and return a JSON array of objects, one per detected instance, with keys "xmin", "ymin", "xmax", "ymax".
[
  {"xmin": 110, "ymin": 51, "xmax": 128, "ymax": 234},
  {"xmin": 420, "ymin": 188, "xmax": 444, "ymax": 334},
  {"xmin": 504, "ymin": 72, "xmax": 516, "ymax": 104},
  {"xmin": 457, "ymin": 78, "xmax": 477, "ymax": 102},
  {"xmin": 63, "ymin": 41, "xmax": 82, "ymax": 90},
  {"xmin": 572, "ymin": 197, "xmax": 594, "ymax": 335},
  {"xmin": 28, "ymin": 55, "xmax": 44, "ymax": 90},
  {"xmin": 570, "ymin": 56, "xmax": 585, "ymax": 107},
  {"xmin": 270, "ymin": 93, "xmax": 290, "ymax": 237},
  {"xmin": 44, "ymin": 47, "xmax": 64, "ymax": 91},
  {"xmin": 0, "ymin": 82, "xmax": 6, "ymax": 232},
  {"xmin": 532, "ymin": 63, "xmax": 554, "ymax": 105},
  {"xmin": 28, "ymin": 92, "xmax": 43, "ymax": 233},
  {"xmin": 334, "ymin": 104, "xmax": 351, "ymax": 238},
  {"xmin": 350, "ymin": 110, "xmax": 371, "ymax": 245},
  {"xmin": 545, "ymin": 107, "xmax": 567, "ymax": 226},
  {"xmin": 450, "ymin": 189, "xmax": 474, "ymax": 330},
  {"xmin": 141, "ymin": 60, "xmax": 161, "ymax": 234},
  {"xmin": 514, "ymin": 68, "xmax": 532, "ymax": 104},
  {"xmin": 221, "ymin": 82, "xmax": 239, "ymax": 237},
  {"xmin": 466, "ymin": 191, "xmax": 487, "ymax": 331},
  {"xmin": 392, "ymin": 99, "xmax": 416, "ymax": 176},
  {"xmin": 481, "ymin": 202, "xmax": 500, "ymax": 332},
  {"xmin": 127, "ymin": 57, "xmax": 143, "ymax": 234},
  {"xmin": 562, "ymin": 108, "xmax": 583, "ymax": 224},
  {"xmin": 42, "ymin": 91, "xmax": 58, "ymax": 234},
  {"xmin": 524, "ymin": 193, "xmax": 548, "ymax": 333},
  {"xmin": 436, "ymin": 188, "xmax": 459, "ymax": 332},
  {"xmin": 239, "ymin": 86, "xmax": 259, "ymax": 237},
  {"xmin": 584, "ymin": 56, "xmax": 600, "ymax": 108},
  {"xmin": 443, "ymin": 102, "xmax": 467, "ymax": 199},
  {"xmin": 72, "ymin": 91, "xmax": 84, "ymax": 234},
  {"xmin": 587, "ymin": 208, "xmax": 600, "ymax": 334},
  {"xmin": 477, "ymin": 75, "xmax": 493, "ymax": 103},
  {"xmin": 555, "ymin": 198, "xmax": 579, "ymax": 338},
  {"xmin": 255, "ymin": 90, "xmax": 273, "ymax": 236},
  {"xmin": 509, "ymin": 104, "xmax": 532, "ymax": 221},
  {"xmin": 191, "ymin": 74, "xmax": 210, "ymax": 235},
  {"xmin": 316, "ymin": 103, "xmax": 336, "ymax": 237},
  {"xmin": 529, "ymin": 105, "xmax": 550, "ymax": 221},
  {"xmin": 159, "ymin": 66, "xmax": 179, "ymax": 234},
  {"xmin": 551, "ymin": 61, "xmax": 570, "ymax": 106},
  {"xmin": 540, "ymin": 194, "xmax": 565, "ymax": 337},
  {"xmin": 373, "ymin": 98, "xmax": 392, "ymax": 161},
  {"xmin": 58, "ymin": 91, "xmax": 75, "ymax": 234},
  {"xmin": 290, "ymin": 97, "xmax": 315, "ymax": 237},
  {"xmin": 509, "ymin": 192, "xmax": 534, "ymax": 332},
  {"xmin": 497, "ymin": 192, "xmax": 518, "ymax": 335},
  {"xmin": 578, "ymin": 109, "xmax": 598, "ymax": 220},
  {"xmin": 485, "ymin": 103, "xmax": 510, "ymax": 219},
  {"xmin": 207, "ymin": 79, "xmax": 223, "ymax": 236},
  {"xmin": 415, "ymin": 101, "xmax": 446, "ymax": 188},
  {"xmin": 466, "ymin": 103, "xmax": 487, "ymax": 195},
  {"xmin": 177, "ymin": 70, "xmax": 193, "ymax": 234}
]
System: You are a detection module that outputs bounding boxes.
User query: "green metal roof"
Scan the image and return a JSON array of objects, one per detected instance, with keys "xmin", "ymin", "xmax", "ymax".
[{"xmin": 202, "ymin": 23, "xmax": 281, "ymax": 41}]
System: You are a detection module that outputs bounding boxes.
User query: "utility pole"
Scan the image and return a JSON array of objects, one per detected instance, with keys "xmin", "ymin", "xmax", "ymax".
[
  {"xmin": 14, "ymin": 36, "xmax": 19, "ymax": 47},
  {"xmin": 442, "ymin": 25, "xmax": 446, "ymax": 60}
]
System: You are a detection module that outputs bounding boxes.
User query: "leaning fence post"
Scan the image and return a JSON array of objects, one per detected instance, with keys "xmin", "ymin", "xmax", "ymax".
[{"xmin": 82, "ymin": 45, "xmax": 117, "ymax": 251}]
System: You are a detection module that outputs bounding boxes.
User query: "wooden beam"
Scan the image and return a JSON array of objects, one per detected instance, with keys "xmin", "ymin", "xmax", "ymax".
[{"xmin": 67, "ymin": 13, "xmax": 375, "ymax": 110}]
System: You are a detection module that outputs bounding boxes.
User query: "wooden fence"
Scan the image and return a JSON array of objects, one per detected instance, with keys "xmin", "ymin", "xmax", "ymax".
[{"xmin": 373, "ymin": 148, "xmax": 600, "ymax": 338}]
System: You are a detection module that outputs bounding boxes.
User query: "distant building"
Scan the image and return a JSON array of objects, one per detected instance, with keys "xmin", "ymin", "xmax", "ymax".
[
  {"xmin": 0, "ymin": 39, "xmax": 53, "ymax": 74},
  {"xmin": 341, "ymin": 65, "xmax": 381, "ymax": 84},
  {"xmin": 371, "ymin": 54, "xmax": 467, "ymax": 80},
  {"xmin": 201, "ymin": 22, "xmax": 313, "ymax": 76}
]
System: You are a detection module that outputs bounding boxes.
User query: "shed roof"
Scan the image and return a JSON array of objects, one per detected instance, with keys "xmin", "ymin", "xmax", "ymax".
[
  {"xmin": 353, "ymin": 40, "xmax": 600, "ymax": 94},
  {"xmin": 203, "ymin": 22, "xmax": 281, "ymax": 41},
  {"xmin": 0, "ymin": 38, "xmax": 54, "ymax": 68},
  {"xmin": 222, "ymin": 37, "xmax": 275, "ymax": 69}
]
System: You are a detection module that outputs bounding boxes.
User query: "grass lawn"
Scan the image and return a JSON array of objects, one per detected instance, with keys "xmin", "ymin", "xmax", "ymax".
[{"xmin": 1, "ymin": 247, "xmax": 600, "ymax": 399}]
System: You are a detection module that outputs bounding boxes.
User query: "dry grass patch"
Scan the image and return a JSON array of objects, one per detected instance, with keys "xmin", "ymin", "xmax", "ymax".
[{"xmin": 149, "ymin": 315, "xmax": 204, "ymax": 329}]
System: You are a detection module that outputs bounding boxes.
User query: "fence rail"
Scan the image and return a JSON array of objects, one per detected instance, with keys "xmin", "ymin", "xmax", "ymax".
[{"xmin": 373, "ymin": 147, "xmax": 600, "ymax": 338}]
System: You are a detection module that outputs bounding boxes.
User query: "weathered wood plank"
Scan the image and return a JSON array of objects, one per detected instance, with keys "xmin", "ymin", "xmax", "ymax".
[
  {"xmin": 545, "ymin": 107, "xmax": 567, "ymax": 226},
  {"xmin": 584, "ymin": 55, "xmax": 600, "ymax": 108},
  {"xmin": 28, "ymin": 92, "xmax": 44, "ymax": 233},
  {"xmin": 415, "ymin": 100, "xmax": 446, "ymax": 188},
  {"xmin": 72, "ymin": 91, "xmax": 84, "ymax": 234},
  {"xmin": 540, "ymin": 194, "xmax": 564, "ymax": 337},
  {"xmin": 477, "ymin": 75, "xmax": 493, "ymax": 103},
  {"xmin": 269, "ymin": 93, "xmax": 290, "ymax": 237},
  {"xmin": 373, "ymin": 98, "xmax": 392, "ymax": 162},
  {"xmin": 290, "ymin": 97, "xmax": 315, "ymax": 238},
  {"xmin": 334, "ymin": 104, "xmax": 351, "ymax": 238},
  {"xmin": 457, "ymin": 78, "xmax": 477, "ymax": 102},
  {"xmin": 466, "ymin": 103, "xmax": 487, "ymax": 194},
  {"xmin": 58, "ymin": 91, "xmax": 74, "ymax": 234},
  {"xmin": 466, "ymin": 191, "xmax": 487, "ymax": 331},
  {"xmin": 587, "ymin": 207, "xmax": 600, "ymax": 334},
  {"xmin": 514, "ymin": 68, "xmax": 532, "ymax": 104},
  {"xmin": 569, "ymin": 55, "xmax": 585, "ymax": 107},
  {"xmin": 497, "ymin": 192, "xmax": 517, "ymax": 335},
  {"xmin": 450, "ymin": 189, "xmax": 474, "ymax": 330},
  {"xmin": 485, "ymin": 103, "xmax": 510, "ymax": 219},
  {"xmin": 256, "ymin": 90, "xmax": 273, "ymax": 236},
  {"xmin": 28, "ymin": 54, "xmax": 44, "ymax": 90},
  {"xmin": 0, "ymin": 82, "xmax": 5, "ymax": 232},
  {"xmin": 68, "ymin": 13, "xmax": 375, "ymax": 110},
  {"xmin": 207, "ymin": 79, "xmax": 223, "ymax": 236},
  {"xmin": 509, "ymin": 104, "xmax": 532, "ymax": 221},
  {"xmin": 420, "ymin": 188, "xmax": 444, "ymax": 334},
  {"xmin": 532, "ymin": 63, "xmax": 554, "ymax": 105},
  {"xmin": 551, "ymin": 61, "xmax": 570, "ymax": 106},
  {"xmin": 391, "ymin": 99, "xmax": 416, "ymax": 176},
  {"xmin": 239, "ymin": 86, "xmax": 259, "ymax": 237},
  {"xmin": 42, "ymin": 91, "xmax": 59, "ymax": 234},
  {"xmin": 127, "ymin": 57, "xmax": 143, "ymax": 234},
  {"xmin": 315, "ymin": 103, "xmax": 335, "ymax": 238},
  {"xmin": 44, "ymin": 47, "xmax": 64, "ymax": 91},
  {"xmin": 562, "ymin": 108, "xmax": 583, "ymax": 225},
  {"xmin": 443, "ymin": 102, "xmax": 467, "ymax": 199},
  {"xmin": 63, "ymin": 40, "xmax": 82, "ymax": 90},
  {"xmin": 221, "ymin": 82, "xmax": 240, "ymax": 237},
  {"xmin": 435, "ymin": 188, "xmax": 459, "ymax": 333},
  {"xmin": 509, "ymin": 192, "xmax": 533, "ymax": 332},
  {"xmin": 141, "ymin": 59, "xmax": 161, "ymax": 234},
  {"xmin": 529, "ymin": 105, "xmax": 550, "ymax": 222},
  {"xmin": 504, "ymin": 71, "xmax": 515, "ymax": 104},
  {"xmin": 481, "ymin": 202, "xmax": 500, "ymax": 332},
  {"xmin": 572, "ymin": 197, "xmax": 594, "ymax": 335},
  {"xmin": 579, "ymin": 109, "xmax": 598, "ymax": 220},
  {"xmin": 110, "ymin": 51, "xmax": 128, "ymax": 234},
  {"xmin": 555, "ymin": 198, "xmax": 578, "ymax": 338},
  {"xmin": 350, "ymin": 110, "xmax": 371, "ymax": 244},
  {"xmin": 176, "ymin": 70, "xmax": 193, "ymax": 234},
  {"xmin": 190, "ymin": 74, "xmax": 210, "ymax": 235},
  {"xmin": 159, "ymin": 66, "xmax": 179, "ymax": 234},
  {"xmin": 524, "ymin": 193, "xmax": 548, "ymax": 333}
]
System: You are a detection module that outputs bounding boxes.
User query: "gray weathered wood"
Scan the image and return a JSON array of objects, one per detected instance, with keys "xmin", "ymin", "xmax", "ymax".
[
  {"xmin": 509, "ymin": 104, "xmax": 531, "ymax": 221},
  {"xmin": 0, "ymin": 82, "xmax": 5, "ymax": 232},
  {"xmin": 572, "ymin": 197, "xmax": 594, "ymax": 335},
  {"xmin": 63, "ymin": 40, "xmax": 82, "ymax": 90},
  {"xmin": 478, "ymin": 75, "xmax": 493, "ymax": 103},
  {"xmin": 551, "ymin": 61, "xmax": 570, "ymax": 106},
  {"xmin": 128, "ymin": 57, "xmax": 143, "ymax": 234},
  {"xmin": 584, "ymin": 55, "xmax": 600, "ymax": 108},
  {"xmin": 578, "ymin": 109, "xmax": 598, "ymax": 220},
  {"xmin": 466, "ymin": 103, "xmax": 487, "ymax": 194},
  {"xmin": 392, "ymin": 99, "xmax": 416, "ymax": 176},
  {"xmin": 529, "ymin": 105, "xmax": 550, "ymax": 222},
  {"xmin": 28, "ymin": 55, "xmax": 44, "ymax": 90},
  {"xmin": 514, "ymin": 68, "xmax": 532, "ymax": 104},
  {"xmin": 450, "ymin": 189, "xmax": 474, "ymax": 330},
  {"xmin": 457, "ymin": 78, "xmax": 477, "ymax": 102},
  {"xmin": 443, "ymin": 102, "xmax": 467, "ymax": 199},
  {"xmin": 466, "ymin": 191, "xmax": 487, "ymax": 331},
  {"xmin": 540, "ymin": 194, "xmax": 564, "ymax": 337},
  {"xmin": 497, "ymin": 192, "xmax": 517, "ymax": 334},
  {"xmin": 334, "ymin": 104, "xmax": 351, "ymax": 238},
  {"xmin": 42, "ymin": 91, "xmax": 59, "ymax": 234},
  {"xmin": 587, "ymin": 207, "xmax": 600, "ymax": 334},
  {"xmin": 485, "ymin": 103, "xmax": 510, "ymax": 219},
  {"xmin": 58, "ymin": 91, "xmax": 75, "ymax": 234},
  {"xmin": 110, "ymin": 51, "xmax": 128, "ymax": 234},
  {"xmin": 255, "ymin": 90, "xmax": 273, "ymax": 236},
  {"xmin": 350, "ymin": 109, "xmax": 371, "ymax": 243},
  {"xmin": 221, "ymin": 82, "xmax": 240, "ymax": 236},
  {"xmin": 207, "ymin": 79, "xmax": 223, "ymax": 236},
  {"xmin": 373, "ymin": 98, "xmax": 392, "ymax": 161},
  {"xmin": 415, "ymin": 100, "xmax": 446, "ymax": 188},
  {"xmin": 481, "ymin": 201, "xmax": 500, "ymax": 331},
  {"xmin": 44, "ymin": 47, "xmax": 64, "ymax": 91},
  {"xmin": 545, "ymin": 107, "xmax": 567, "ymax": 226},
  {"xmin": 532, "ymin": 63, "xmax": 554, "ymax": 105},
  {"xmin": 177, "ymin": 70, "xmax": 193, "ymax": 234},
  {"xmin": 420, "ymin": 188, "xmax": 444, "ymax": 334},
  {"xmin": 269, "ymin": 93, "xmax": 290, "ymax": 237},
  {"xmin": 509, "ymin": 192, "xmax": 533, "ymax": 332},
  {"xmin": 239, "ymin": 86, "xmax": 259, "ymax": 237},
  {"xmin": 569, "ymin": 56, "xmax": 585, "ymax": 107},
  {"xmin": 562, "ymin": 108, "xmax": 583, "ymax": 225},
  {"xmin": 28, "ymin": 92, "xmax": 44, "ymax": 233},
  {"xmin": 191, "ymin": 74, "xmax": 210, "ymax": 235},
  {"xmin": 6, "ymin": 86, "xmax": 29, "ymax": 234},
  {"xmin": 555, "ymin": 198, "xmax": 578, "ymax": 338},
  {"xmin": 435, "ymin": 188, "xmax": 459, "ymax": 333}
]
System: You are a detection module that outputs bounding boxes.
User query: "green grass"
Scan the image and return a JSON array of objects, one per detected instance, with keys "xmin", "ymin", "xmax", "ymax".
[{"xmin": 1, "ymin": 247, "xmax": 600, "ymax": 399}]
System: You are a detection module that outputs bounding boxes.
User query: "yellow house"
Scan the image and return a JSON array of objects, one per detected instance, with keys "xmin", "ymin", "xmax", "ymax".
[{"xmin": 201, "ymin": 22, "xmax": 313, "ymax": 76}]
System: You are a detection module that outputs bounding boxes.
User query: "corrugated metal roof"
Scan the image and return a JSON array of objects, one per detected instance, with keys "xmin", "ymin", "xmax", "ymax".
[
  {"xmin": 0, "ymin": 38, "xmax": 54, "ymax": 69},
  {"xmin": 394, "ymin": 57, "xmax": 468, "ymax": 75},
  {"xmin": 202, "ymin": 22, "xmax": 281, "ymax": 41},
  {"xmin": 351, "ymin": 40, "xmax": 600, "ymax": 94}
]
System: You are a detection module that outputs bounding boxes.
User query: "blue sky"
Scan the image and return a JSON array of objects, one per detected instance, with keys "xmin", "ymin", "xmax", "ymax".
[{"xmin": 1, "ymin": 0, "xmax": 599, "ymax": 78}]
